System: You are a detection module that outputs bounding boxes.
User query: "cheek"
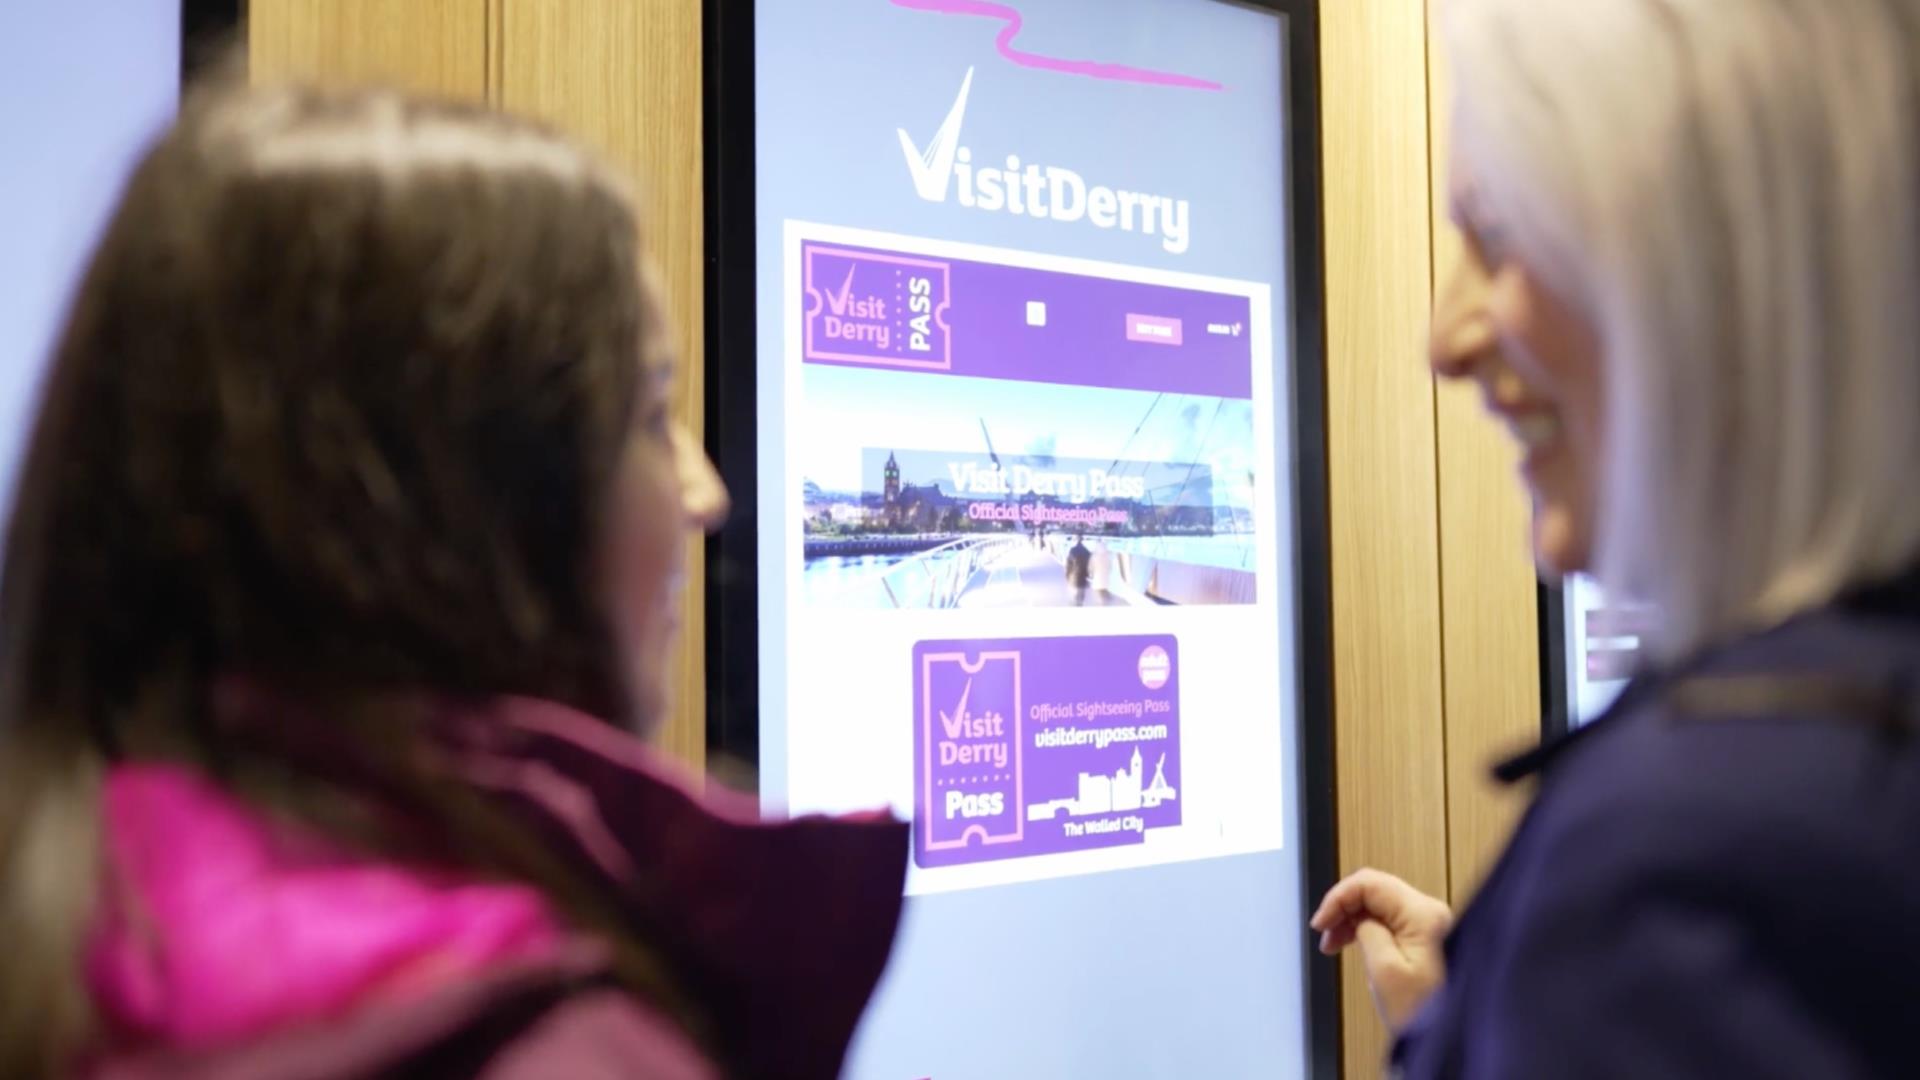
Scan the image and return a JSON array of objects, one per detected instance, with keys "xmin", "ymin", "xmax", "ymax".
[
  {"xmin": 1486, "ymin": 268, "xmax": 1604, "ymax": 576},
  {"xmin": 1489, "ymin": 271, "xmax": 1603, "ymax": 440},
  {"xmin": 602, "ymin": 446, "xmax": 683, "ymax": 642}
]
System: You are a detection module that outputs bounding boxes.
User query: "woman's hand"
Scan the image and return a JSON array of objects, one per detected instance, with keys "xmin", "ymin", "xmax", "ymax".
[{"xmin": 1311, "ymin": 868, "xmax": 1454, "ymax": 1033}]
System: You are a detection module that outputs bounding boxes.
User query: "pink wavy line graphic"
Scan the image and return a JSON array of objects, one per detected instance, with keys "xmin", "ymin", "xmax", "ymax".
[{"xmin": 889, "ymin": 0, "xmax": 1225, "ymax": 91}]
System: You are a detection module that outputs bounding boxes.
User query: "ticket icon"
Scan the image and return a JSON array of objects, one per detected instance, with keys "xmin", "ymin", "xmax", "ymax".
[
  {"xmin": 802, "ymin": 243, "xmax": 953, "ymax": 370},
  {"xmin": 916, "ymin": 648, "xmax": 1025, "ymax": 857}
]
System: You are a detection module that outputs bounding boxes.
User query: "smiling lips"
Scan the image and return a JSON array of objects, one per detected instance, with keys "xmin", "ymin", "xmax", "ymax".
[{"xmin": 1474, "ymin": 357, "xmax": 1565, "ymax": 464}]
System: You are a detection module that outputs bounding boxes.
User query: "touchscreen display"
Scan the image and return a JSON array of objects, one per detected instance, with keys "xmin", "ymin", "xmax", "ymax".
[
  {"xmin": 753, "ymin": 2, "xmax": 1311, "ymax": 1074},
  {"xmin": 1563, "ymin": 574, "xmax": 1640, "ymax": 725}
]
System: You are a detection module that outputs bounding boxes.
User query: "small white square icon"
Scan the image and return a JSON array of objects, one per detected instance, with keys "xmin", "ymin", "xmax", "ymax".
[{"xmin": 1025, "ymin": 300, "xmax": 1047, "ymax": 327}]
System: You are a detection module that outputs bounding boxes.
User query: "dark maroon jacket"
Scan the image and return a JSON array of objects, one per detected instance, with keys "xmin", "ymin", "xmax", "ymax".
[{"xmin": 82, "ymin": 696, "xmax": 909, "ymax": 1080}]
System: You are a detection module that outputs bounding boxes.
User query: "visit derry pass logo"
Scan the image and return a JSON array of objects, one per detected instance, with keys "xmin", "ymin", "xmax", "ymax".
[
  {"xmin": 803, "ymin": 243, "xmax": 952, "ymax": 369},
  {"xmin": 914, "ymin": 634, "xmax": 1183, "ymax": 869}
]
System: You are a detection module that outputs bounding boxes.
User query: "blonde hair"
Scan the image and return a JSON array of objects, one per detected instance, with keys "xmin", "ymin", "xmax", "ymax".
[{"xmin": 1442, "ymin": 0, "xmax": 1920, "ymax": 660}]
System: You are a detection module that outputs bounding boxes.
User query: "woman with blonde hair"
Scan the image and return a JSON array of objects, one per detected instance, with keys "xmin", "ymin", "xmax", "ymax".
[
  {"xmin": 1315, "ymin": 1, "xmax": 1920, "ymax": 1076},
  {"xmin": 0, "ymin": 81, "xmax": 904, "ymax": 1078}
]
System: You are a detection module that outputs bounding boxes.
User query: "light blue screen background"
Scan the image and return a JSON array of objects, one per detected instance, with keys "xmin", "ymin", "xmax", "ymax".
[
  {"xmin": 755, "ymin": 1, "xmax": 1311, "ymax": 1075},
  {"xmin": 0, "ymin": 2, "xmax": 180, "ymax": 516}
]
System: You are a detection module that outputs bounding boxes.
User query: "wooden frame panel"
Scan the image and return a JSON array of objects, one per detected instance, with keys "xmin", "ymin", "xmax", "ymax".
[
  {"xmin": 1320, "ymin": 0, "xmax": 1449, "ymax": 1071},
  {"xmin": 250, "ymin": 0, "xmax": 487, "ymax": 100}
]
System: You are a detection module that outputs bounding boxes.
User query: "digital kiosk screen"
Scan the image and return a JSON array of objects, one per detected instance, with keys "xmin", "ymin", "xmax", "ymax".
[{"xmin": 741, "ymin": 2, "xmax": 1324, "ymax": 1074}]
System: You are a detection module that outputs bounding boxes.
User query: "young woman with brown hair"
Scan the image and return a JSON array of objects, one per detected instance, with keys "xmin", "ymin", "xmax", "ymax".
[{"xmin": 0, "ymin": 80, "xmax": 905, "ymax": 1078}]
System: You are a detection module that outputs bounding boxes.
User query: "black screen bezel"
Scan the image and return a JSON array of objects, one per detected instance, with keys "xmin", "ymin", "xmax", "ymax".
[
  {"xmin": 1540, "ymin": 583, "xmax": 1573, "ymax": 738},
  {"xmin": 701, "ymin": 4, "xmax": 1339, "ymax": 1074},
  {"xmin": 181, "ymin": 0, "xmax": 241, "ymax": 85}
]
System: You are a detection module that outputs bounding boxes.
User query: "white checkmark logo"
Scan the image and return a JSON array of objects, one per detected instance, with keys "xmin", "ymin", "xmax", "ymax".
[
  {"xmin": 938, "ymin": 679, "xmax": 973, "ymax": 740},
  {"xmin": 825, "ymin": 266, "xmax": 857, "ymax": 316},
  {"xmin": 897, "ymin": 66, "xmax": 974, "ymax": 203}
]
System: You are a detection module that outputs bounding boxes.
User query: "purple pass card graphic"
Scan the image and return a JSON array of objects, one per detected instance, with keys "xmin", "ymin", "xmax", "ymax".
[
  {"xmin": 803, "ymin": 244, "xmax": 953, "ymax": 370},
  {"xmin": 914, "ymin": 634, "xmax": 1182, "ymax": 869}
]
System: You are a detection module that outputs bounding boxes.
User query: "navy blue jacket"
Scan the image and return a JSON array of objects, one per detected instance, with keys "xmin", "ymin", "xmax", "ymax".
[{"xmin": 1396, "ymin": 574, "xmax": 1920, "ymax": 1079}]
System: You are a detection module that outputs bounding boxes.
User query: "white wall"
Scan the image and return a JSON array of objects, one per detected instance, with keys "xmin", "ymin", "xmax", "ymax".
[{"xmin": 0, "ymin": 3, "xmax": 179, "ymax": 511}]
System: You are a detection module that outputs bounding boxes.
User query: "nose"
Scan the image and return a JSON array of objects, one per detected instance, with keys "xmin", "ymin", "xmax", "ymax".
[
  {"xmin": 672, "ymin": 423, "xmax": 730, "ymax": 532},
  {"xmin": 1430, "ymin": 251, "xmax": 1496, "ymax": 382}
]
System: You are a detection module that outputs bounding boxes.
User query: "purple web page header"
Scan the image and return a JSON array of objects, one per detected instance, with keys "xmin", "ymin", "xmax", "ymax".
[{"xmin": 801, "ymin": 240, "xmax": 1254, "ymax": 399}]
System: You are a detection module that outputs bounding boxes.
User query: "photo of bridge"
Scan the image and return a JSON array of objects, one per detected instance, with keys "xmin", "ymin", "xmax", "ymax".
[{"xmin": 800, "ymin": 371, "xmax": 1261, "ymax": 609}]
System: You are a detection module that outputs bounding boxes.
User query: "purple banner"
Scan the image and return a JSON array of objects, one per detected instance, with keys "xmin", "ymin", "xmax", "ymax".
[
  {"xmin": 802, "ymin": 240, "xmax": 1253, "ymax": 399},
  {"xmin": 913, "ymin": 634, "xmax": 1182, "ymax": 868}
]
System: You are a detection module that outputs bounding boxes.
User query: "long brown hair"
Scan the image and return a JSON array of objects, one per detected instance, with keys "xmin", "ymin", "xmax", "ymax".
[{"xmin": 0, "ymin": 80, "xmax": 694, "ymax": 1074}]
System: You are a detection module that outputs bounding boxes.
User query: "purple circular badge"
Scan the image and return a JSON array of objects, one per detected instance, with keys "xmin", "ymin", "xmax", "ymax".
[{"xmin": 1137, "ymin": 645, "xmax": 1171, "ymax": 689}]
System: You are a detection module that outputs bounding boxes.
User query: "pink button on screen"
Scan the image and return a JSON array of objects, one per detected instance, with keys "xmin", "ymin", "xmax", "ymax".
[{"xmin": 1125, "ymin": 313, "xmax": 1183, "ymax": 346}]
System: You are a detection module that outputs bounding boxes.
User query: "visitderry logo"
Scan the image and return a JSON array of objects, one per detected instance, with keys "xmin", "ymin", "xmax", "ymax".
[{"xmin": 896, "ymin": 67, "xmax": 1193, "ymax": 255}]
